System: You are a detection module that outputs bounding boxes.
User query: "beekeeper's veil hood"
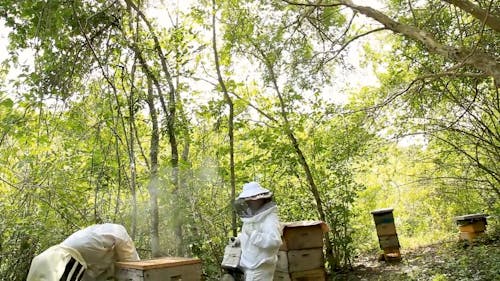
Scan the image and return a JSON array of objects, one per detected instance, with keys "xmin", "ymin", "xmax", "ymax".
[
  {"xmin": 236, "ymin": 181, "xmax": 273, "ymax": 200},
  {"xmin": 234, "ymin": 182, "xmax": 275, "ymax": 218},
  {"xmin": 26, "ymin": 245, "xmax": 85, "ymax": 281}
]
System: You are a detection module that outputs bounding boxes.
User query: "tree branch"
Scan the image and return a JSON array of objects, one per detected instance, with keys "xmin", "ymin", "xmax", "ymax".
[
  {"xmin": 282, "ymin": 0, "xmax": 500, "ymax": 87},
  {"xmin": 443, "ymin": 0, "xmax": 500, "ymax": 32}
]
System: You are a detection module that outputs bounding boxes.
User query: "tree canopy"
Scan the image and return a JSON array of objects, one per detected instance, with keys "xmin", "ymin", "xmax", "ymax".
[{"xmin": 0, "ymin": 0, "xmax": 498, "ymax": 280}]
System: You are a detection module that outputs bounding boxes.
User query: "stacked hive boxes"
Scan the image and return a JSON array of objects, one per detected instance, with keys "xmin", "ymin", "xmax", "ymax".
[
  {"xmin": 114, "ymin": 257, "xmax": 202, "ymax": 281},
  {"xmin": 371, "ymin": 208, "xmax": 401, "ymax": 261},
  {"xmin": 274, "ymin": 221, "xmax": 329, "ymax": 281},
  {"xmin": 455, "ymin": 213, "xmax": 488, "ymax": 242}
]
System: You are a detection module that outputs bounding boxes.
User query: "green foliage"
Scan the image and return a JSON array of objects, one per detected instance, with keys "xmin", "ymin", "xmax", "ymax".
[
  {"xmin": 377, "ymin": 36, "xmax": 500, "ymax": 209},
  {"xmin": 2, "ymin": 0, "xmax": 121, "ymax": 99},
  {"xmin": 0, "ymin": 0, "xmax": 498, "ymax": 280},
  {"xmin": 359, "ymin": 1, "xmax": 500, "ymax": 250}
]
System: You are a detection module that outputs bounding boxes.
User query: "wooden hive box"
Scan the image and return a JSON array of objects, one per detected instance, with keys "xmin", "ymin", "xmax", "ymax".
[
  {"xmin": 280, "ymin": 221, "xmax": 329, "ymax": 251},
  {"xmin": 371, "ymin": 208, "xmax": 395, "ymax": 226},
  {"xmin": 375, "ymin": 221, "xmax": 397, "ymax": 236},
  {"xmin": 459, "ymin": 231, "xmax": 483, "ymax": 242},
  {"xmin": 455, "ymin": 213, "xmax": 488, "ymax": 242},
  {"xmin": 378, "ymin": 234, "xmax": 400, "ymax": 249},
  {"xmin": 276, "ymin": 248, "xmax": 324, "ymax": 273},
  {"xmin": 371, "ymin": 209, "xmax": 400, "ymax": 249},
  {"xmin": 115, "ymin": 257, "xmax": 202, "ymax": 281},
  {"xmin": 274, "ymin": 268, "xmax": 326, "ymax": 281},
  {"xmin": 458, "ymin": 221, "xmax": 486, "ymax": 233},
  {"xmin": 371, "ymin": 208, "xmax": 401, "ymax": 262}
]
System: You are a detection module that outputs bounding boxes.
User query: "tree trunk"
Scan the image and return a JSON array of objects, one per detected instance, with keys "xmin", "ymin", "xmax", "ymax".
[
  {"xmin": 126, "ymin": 3, "xmax": 140, "ymax": 240},
  {"xmin": 277, "ymin": 94, "xmax": 336, "ymax": 271},
  {"xmin": 128, "ymin": 65, "xmax": 138, "ymax": 239},
  {"xmin": 257, "ymin": 46, "xmax": 337, "ymax": 271},
  {"xmin": 211, "ymin": 0, "xmax": 237, "ymax": 237},
  {"xmin": 124, "ymin": 0, "xmax": 182, "ymax": 255},
  {"xmin": 146, "ymin": 78, "xmax": 161, "ymax": 257}
]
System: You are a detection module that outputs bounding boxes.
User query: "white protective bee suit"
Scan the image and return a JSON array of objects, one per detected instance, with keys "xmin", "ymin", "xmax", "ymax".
[
  {"xmin": 27, "ymin": 223, "xmax": 140, "ymax": 281},
  {"xmin": 236, "ymin": 182, "xmax": 282, "ymax": 281}
]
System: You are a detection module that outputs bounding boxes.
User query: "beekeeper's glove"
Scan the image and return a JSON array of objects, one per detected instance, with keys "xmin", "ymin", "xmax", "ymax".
[{"xmin": 230, "ymin": 237, "xmax": 240, "ymax": 247}]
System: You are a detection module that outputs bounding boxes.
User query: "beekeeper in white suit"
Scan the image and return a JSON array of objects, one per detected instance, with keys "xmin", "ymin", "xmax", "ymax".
[
  {"xmin": 234, "ymin": 182, "xmax": 282, "ymax": 281},
  {"xmin": 27, "ymin": 223, "xmax": 140, "ymax": 281}
]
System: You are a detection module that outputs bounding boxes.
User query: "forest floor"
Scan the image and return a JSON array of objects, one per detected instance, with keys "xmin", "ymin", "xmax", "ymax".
[{"xmin": 333, "ymin": 232, "xmax": 500, "ymax": 281}]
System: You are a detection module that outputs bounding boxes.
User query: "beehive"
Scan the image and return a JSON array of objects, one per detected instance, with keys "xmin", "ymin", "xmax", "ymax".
[
  {"xmin": 115, "ymin": 257, "xmax": 202, "ymax": 281},
  {"xmin": 455, "ymin": 213, "xmax": 488, "ymax": 243},
  {"xmin": 274, "ymin": 221, "xmax": 328, "ymax": 281},
  {"xmin": 371, "ymin": 208, "xmax": 401, "ymax": 262}
]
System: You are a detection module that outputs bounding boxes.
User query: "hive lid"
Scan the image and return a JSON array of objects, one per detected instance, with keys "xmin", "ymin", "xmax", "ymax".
[
  {"xmin": 281, "ymin": 220, "xmax": 329, "ymax": 233},
  {"xmin": 115, "ymin": 257, "xmax": 201, "ymax": 270},
  {"xmin": 454, "ymin": 213, "xmax": 488, "ymax": 221},
  {"xmin": 371, "ymin": 208, "xmax": 394, "ymax": 215}
]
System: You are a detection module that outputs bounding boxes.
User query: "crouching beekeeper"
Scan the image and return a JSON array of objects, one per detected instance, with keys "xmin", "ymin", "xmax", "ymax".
[
  {"xmin": 27, "ymin": 223, "xmax": 140, "ymax": 281},
  {"xmin": 234, "ymin": 181, "xmax": 283, "ymax": 281}
]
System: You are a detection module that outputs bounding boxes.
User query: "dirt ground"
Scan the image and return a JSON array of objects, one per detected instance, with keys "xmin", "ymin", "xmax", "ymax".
[{"xmin": 329, "ymin": 236, "xmax": 500, "ymax": 281}]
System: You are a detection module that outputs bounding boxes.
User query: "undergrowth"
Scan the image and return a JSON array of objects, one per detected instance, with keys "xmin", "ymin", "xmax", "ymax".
[{"xmin": 335, "ymin": 227, "xmax": 500, "ymax": 281}]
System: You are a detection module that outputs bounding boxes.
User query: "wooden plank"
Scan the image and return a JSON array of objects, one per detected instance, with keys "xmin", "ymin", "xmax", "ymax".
[{"xmin": 115, "ymin": 257, "xmax": 201, "ymax": 270}]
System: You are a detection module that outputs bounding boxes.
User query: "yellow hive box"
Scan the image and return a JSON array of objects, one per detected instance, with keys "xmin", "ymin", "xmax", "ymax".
[{"xmin": 458, "ymin": 220, "xmax": 486, "ymax": 233}]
